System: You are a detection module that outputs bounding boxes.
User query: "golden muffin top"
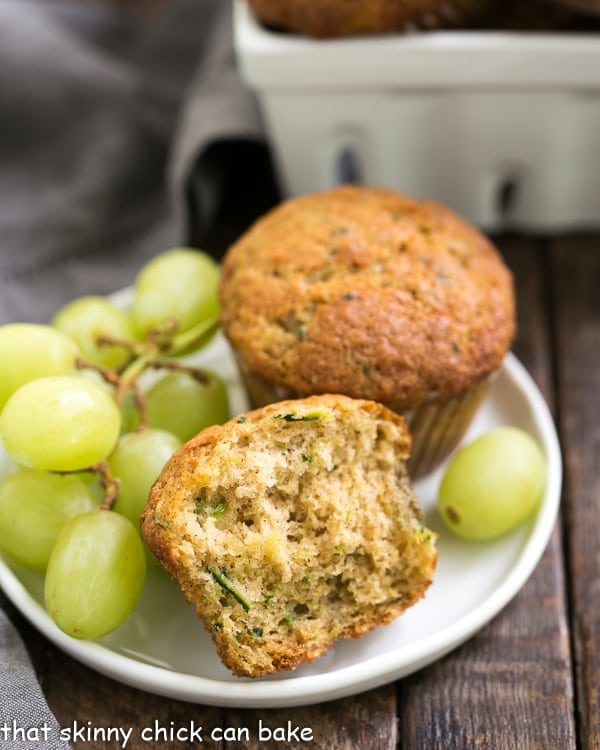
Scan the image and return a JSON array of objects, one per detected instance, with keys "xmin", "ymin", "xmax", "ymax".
[{"xmin": 219, "ymin": 185, "xmax": 515, "ymax": 408}]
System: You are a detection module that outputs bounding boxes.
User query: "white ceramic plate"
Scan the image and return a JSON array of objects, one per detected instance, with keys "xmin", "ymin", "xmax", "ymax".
[{"xmin": 0, "ymin": 335, "xmax": 561, "ymax": 708}]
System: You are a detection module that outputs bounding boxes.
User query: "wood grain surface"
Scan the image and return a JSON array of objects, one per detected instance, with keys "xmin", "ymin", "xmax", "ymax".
[
  {"xmin": 2, "ymin": 233, "xmax": 597, "ymax": 749},
  {"xmin": 551, "ymin": 238, "xmax": 600, "ymax": 750}
]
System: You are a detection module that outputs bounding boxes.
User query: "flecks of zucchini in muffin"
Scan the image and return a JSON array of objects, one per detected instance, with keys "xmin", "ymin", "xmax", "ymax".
[{"xmin": 142, "ymin": 396, "xmax": 437, "ymax": 677}]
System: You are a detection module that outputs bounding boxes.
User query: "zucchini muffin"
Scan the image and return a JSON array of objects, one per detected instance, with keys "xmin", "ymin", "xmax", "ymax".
[
  {"xmin": 141, "ymin": 394, "xmax": 437, "ymax": 678},
  {"xmin": 246, "ymin": 0, "xmax": 494, "ymax": 38},
  {"xmin": 219, "ymin": 185, "xmax": 515, "ymax": 478}
]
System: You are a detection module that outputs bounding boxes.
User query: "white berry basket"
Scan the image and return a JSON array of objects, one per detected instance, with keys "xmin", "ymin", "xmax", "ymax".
[{"xmin": 234, "ymin": 0, "xmax": 600, "ymax": 231}]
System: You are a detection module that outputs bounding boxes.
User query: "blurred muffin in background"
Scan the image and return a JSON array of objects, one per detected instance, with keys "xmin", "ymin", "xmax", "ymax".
[{"xmin": 245, "ymin": 0, "xmax": 495, "ymax": 37}]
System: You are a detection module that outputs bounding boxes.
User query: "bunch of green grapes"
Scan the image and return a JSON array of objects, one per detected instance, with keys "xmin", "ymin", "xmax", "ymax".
[{"xmin": 0, "ymin": 248, "xmax": 230, "ymax": 640}]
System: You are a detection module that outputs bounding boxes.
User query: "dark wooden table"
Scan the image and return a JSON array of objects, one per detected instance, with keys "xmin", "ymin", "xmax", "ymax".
[{"xmin": 1, "ymin": 230, "xmax": 598, "ymax": 749}]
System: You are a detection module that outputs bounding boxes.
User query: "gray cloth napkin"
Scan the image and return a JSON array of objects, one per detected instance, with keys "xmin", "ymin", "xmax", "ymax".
[
  {"xmin": 0, "ymin": 0, "xmax": 264, "ymax": 325},
  {"xmin": 0, "ymin": 0, "xmax": 264, "ymax": 744},
  {"xmin": 1, "ymin": 608, "xmax": 69, "ymax": 749}
]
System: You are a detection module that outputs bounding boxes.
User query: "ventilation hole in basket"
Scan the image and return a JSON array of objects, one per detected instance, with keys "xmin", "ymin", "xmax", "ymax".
[
  {"xmin": 334, "ymin": 147, "xmax": 363, "ymax": 185},
  {"xmin": 495, "ymin": 175, "xmax": 520, "ymax": 219}
]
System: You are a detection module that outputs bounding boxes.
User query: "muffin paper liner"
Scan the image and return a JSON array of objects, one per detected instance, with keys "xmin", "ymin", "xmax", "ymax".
[{"xmin": 401, "ymin": 375, "xmax": 495, "ymax": 478}]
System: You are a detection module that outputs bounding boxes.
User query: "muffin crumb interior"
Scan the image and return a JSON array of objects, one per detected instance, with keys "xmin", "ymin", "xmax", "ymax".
[{"xmin": 142, "ymin": 396, "xmax": 437, "ymax": 677}]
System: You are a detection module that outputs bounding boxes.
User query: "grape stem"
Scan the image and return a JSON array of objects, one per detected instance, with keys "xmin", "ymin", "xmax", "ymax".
[
  {"xmin": 145, "ymin": 318, "xmax": 180, "ymax": 353},
  {"xmin": 144, "ymin": 358, "xmax": 210, "ymax": 383},
  {"xmin": 94, "ymin": 334, "xmax": 143, "ymax": 360},
  {"xmin": 92, "ymin": 461, "xmax": 120, "ymax": 511},
  {"xmin": 168, "ymin": 315, "xmax": 220, "ymax": 356},
  {"xmin": 76, "ymin": 315, "xmax": 221, "ymax": 430},
  {"xmin": 130, "ymin": 379, "xmax": 149, "ymax": 430},
  {"xmin": 75, "ymin": 357, "xmax": 120, "ymax": 387},
  {"xmin": 116, "ymin": 352, "xmax": 153, "ymax": 406}
]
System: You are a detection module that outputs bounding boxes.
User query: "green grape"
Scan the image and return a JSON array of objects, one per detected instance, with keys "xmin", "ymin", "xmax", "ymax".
[
  {"xmin": 0, "ymin": 323, "xmax": 79, "ymax": 410},
  {"xmin": 0, "ymin": 469, "xmax": 96, "ymax": 572},
  {"xmin": 132, "ymin": 248, "xmax": 220, "ymax": 337},
  {"xmin": 52, "ymin": 296, "xmax": 137, "ymax": 369},
  {"xmin": 145, "ymin": 370, "xmax": 230, "ymax": 442},
  {"xmin": 108, "ymin": 428, "xmax": 181, "ymax": 528},
  {"xmin": 45, "ymin": 509, "xmax": 146, "ymax": 639},
  {"xmin": 0, "ymin": 375, "xmax": 121, "ymax": 472},
  {"xmin": 79, "ymin": 370, "xmax": 138, "ymax": 434},
  {"xmin": 118, "ymin": 388, "xmax": 140, "ymax": 434},
  {"xmin": 74, "ymin": 469, "xmax": 106, "ymax": 504},
  {"xmin": 437, "ymin": 426, "xmax": 546, "ymax": 541}
]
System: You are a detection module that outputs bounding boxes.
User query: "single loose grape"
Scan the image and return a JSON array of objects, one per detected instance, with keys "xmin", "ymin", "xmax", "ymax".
[
  {"xmin": 52, "ymin": 296, "xmax": 137, "ymax": 368},
  {"xmin": 0, "ymin": 468, "xmax": 96, "ymax": 571},
  {"xmin": 109, "ymin": 428, "xmax": 181, "ymax": 528},
  {"xmin": 0, "ymin": 323, "xmax": 79, "ymax": 410},
  {"xmin": 437, "ymin": 426, "xmax": 546, "ymax": 541},
  {"xmin": 145, "ymin": 370, "xmax": 230, "ymax": 442},
  {"xmin": 45, "ymin": 509, "xmax": 146, "ymax": 639},
  {"xmin": 132, "ymin": 248, "xmax": 220, "ymax": 336},
  {"xmin": 0, "ymin": 375, "xmax": 121, "ymax": 472}
]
